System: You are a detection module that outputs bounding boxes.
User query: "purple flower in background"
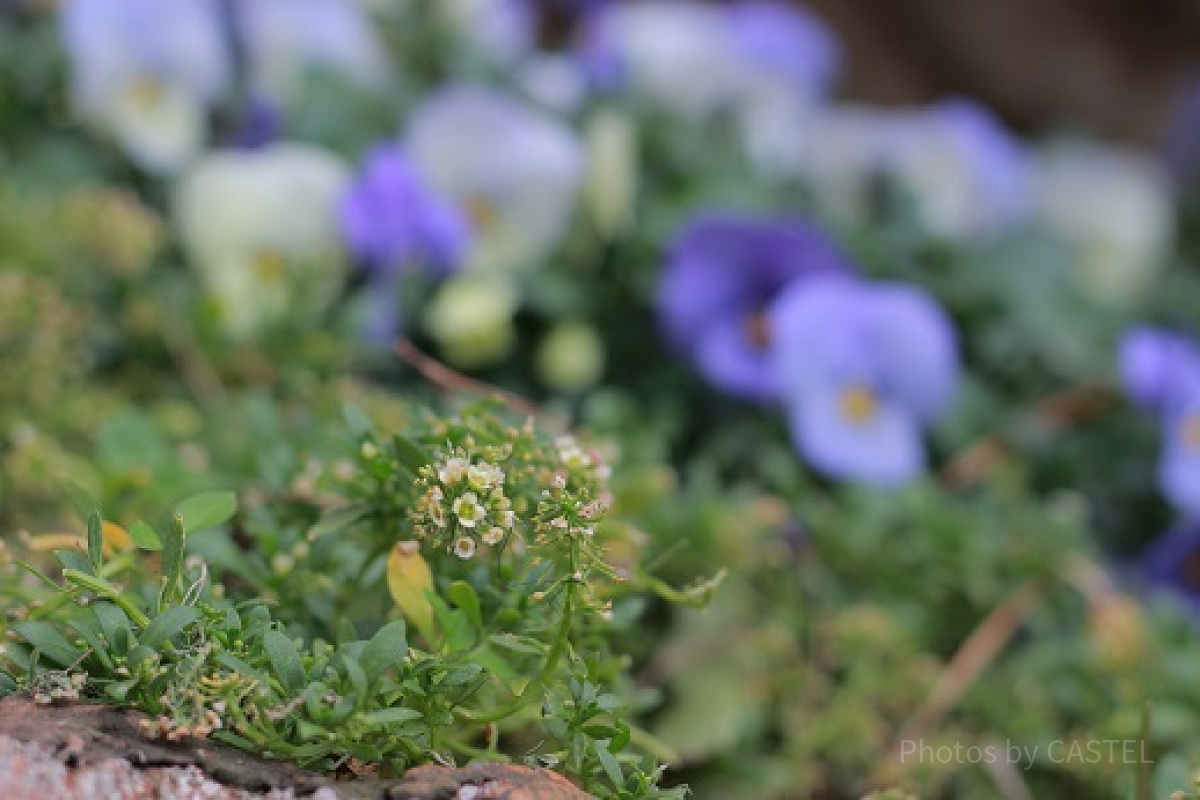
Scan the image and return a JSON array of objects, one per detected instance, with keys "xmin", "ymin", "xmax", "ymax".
[
  {"xmin": 1140, "ymin": 523, "xmax": 1200, "ymax": 616},
  {"xmin": 887, "ymin": 99, "xmax": 1032, "ymax": 238},
  {"xmin": 340, "ymin": 144, "xmax": 469, "ymax": 341},
  {"xmin": 724, "ymin": 0, "xmax": 839, "ymax": 97},
  {"xmin": 1163, "ymin": 75, "xmax": 1200, "ymax": 188},
  {"xmin": 657, "ymin": 212, "xmax": 853, "ymax": 401},
  {"xmin": 1121, "ymin": 327, "xmax": 1200, "ymax": 517},
  {"xmin": 768, "ymin": 276, "xmax": 958, "ymax": 486}
]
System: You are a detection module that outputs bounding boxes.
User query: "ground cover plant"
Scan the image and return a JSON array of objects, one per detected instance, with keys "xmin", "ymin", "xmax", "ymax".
[{"xmin": 7, "ymin": 1, "xmax": 1200, "ymax": 798}]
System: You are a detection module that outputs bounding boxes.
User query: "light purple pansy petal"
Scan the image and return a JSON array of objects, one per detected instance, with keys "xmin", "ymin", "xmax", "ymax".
[
  {"xmin": 1161, "ymin": 432, "xmax": 1200, "ymax": 520},
  {"xmin": 768, "ymin": 274, "xmax": 874, "ymax": 395},
  {"xmin": 694, "ymin": 317, "xmax": 777, "ymax": 402},
  {"xmin": 656, "ymin": 212, "xmax": 853, "ymax": 400},
  {"xmin": 1140, "ymin": 523, "xmax": 1200, "ymax": 615},
  {"xmin": 787, "ymin": 385, "xmax": 925, "ymax": 486},
  {"xmin": 339, "ymin": 144, "xmax": 468, "ymax": 273},
  {"xmin": 1120, "ymin": 326, "xmax": 1200, "ymax": 413},
  {"xmin": 724, "ymin": 0, "xmax": 839, "ymax": 96},
  {"xmin": 862, "ymin": 282, "xmax": 959, "ymax": 422}
]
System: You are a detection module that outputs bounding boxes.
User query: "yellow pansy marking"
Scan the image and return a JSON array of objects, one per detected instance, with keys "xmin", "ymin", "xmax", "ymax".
[
  {"xmin": 251, "ymin": 250, "xmax": 288, "ymax": 284},
  {"xmin": 743, "ymin": 311, "xmax": 771, "ymax": 351},
  {"xmin": 838, "ymin": 385, "xmax": 877, "ymax": 425},
  {"xmin": 1183, "ymin": 415, "xmax": 1200, "ymax": 452},
  {"xmin": 464, "ymin": 196, "xmax": 498, "ymax": 233},
  {"xmin": 126, "ymin": 75, "xmax": 166, "ymax": 110}
]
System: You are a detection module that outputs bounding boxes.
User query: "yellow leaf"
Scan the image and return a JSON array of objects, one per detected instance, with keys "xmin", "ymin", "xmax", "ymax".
[
  {"xmin": 387, "ymin": 541, "xmax": 436, "ymax": 643},
  {"xmin": 102, "ymin": 521, "xmax": 133, "ymax": 554}
]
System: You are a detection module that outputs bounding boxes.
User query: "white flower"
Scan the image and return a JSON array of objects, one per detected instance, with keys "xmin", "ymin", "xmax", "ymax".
[
  {"xmin": 453, "ymin": 536, "xmax": 477, "ymax": 559},
  {"xmin": 795, "ymin": 104, "xmax": 907, "ymax": 220},
  {"xmin": 499, "ymin": 509, "xmax": 516, "ymax": 529},
  {"xmin": 174, "ymin": 143, "xmax": 350, "ymax": 336},
  {"xmin": 482, "ymin": 527, "xmax": 505, "ymax": 546},
  {"xmin": 452, "ymin": 491, "xmax": 486, "ymax": 528},
  {"xmin": 438, "ymin": 457, "xmax": 470, "ymax": 485},
  {"xmin": 517, "ymin": 54, "xmax": 586, "ymax": 114},
  {"xmin": 60, "ymin": 0, "xmax": 230, "ymax": 173},
  {"xmin": 1036, "ymin": 140, "xmax": 1174, "ymax": 306},
  {"xmin": 423, "ymin": 274, "xmax": 520, "ymax": 367},
  {"xmin": 235, "ymin": 0, "xmax": 389, "ymax": 104},
  {"xmin": 586, "ymin": 2, "xmax": 744, "ymax": 121},
  {"xmin": 405, "ymin": 85, "xmax": 585, "ymax": 275},
  {"xmin": 584, "ymin": 109, "xmax": 638, "ymax": 239},
  {"xmin": 467, "ymin": 463, "xmax": 504, "ymax": 491}
]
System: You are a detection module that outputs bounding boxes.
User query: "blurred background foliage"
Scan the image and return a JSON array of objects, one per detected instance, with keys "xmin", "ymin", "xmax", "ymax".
[{"xmin": 5, "ymin": 0, "xmax": 1200, "ymax": 797}]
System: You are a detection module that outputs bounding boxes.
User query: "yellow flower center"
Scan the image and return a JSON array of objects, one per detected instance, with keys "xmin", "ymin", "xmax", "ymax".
[
  {"xmin": 743, "ymin": 311, "xmax": 771, "ymax": 351},
  {"xmin": 126, "ymin": 75, "xmax": 166, "ymax": 110},
  {"xmin": 1184, "ymin": 415, "xmax": 1200, "ymax": 452},
  {"xmin": 838, "ymin": 385, "xmax": 877, "ymax": 424},
  {"xmin": 251, "ymin": 250, "xmax": 287, "ymax": 284},
  {"xmin": 464, "ymin": 196, "xmax": 498, "ymax": 233}
]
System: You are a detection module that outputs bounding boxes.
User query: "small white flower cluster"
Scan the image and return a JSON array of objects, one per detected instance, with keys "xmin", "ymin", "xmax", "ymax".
[
  {"xmin": 413, "ymin": 449, "xmax": 516, "ymax": 560},
  {"xmin": 30, "ymin": 671, "xmax": 86, "ymax": 705}
]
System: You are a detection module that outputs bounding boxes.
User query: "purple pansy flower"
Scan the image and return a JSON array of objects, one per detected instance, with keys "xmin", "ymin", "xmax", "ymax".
[
  {"xmin": 340, "ymin": 144, "xmax": 469, "ymax": 341},
  {"xmin": 768, "ymin": 275, "xmax": 958, "ymax": 486},
  {"xmin": 1140, "ymin": 523, "xmax": 1200, "ymax": 617},
  {"xmin": 1120, "ymin": 327, "xmax": 1200, "ymax": 517},
  {"xmin": 724, "ymin": 0, "xmax": 839, "ymax": 97},
  {"xmin": 656, "ymin": 212, "xmax": 853, "ymax": 402}
]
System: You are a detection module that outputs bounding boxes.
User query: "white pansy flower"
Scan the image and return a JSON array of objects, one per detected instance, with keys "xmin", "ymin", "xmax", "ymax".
[
  {"xmin": 60, "ymin": 0, "xmax": 229, "ymax": 173},
  {"xmin": 1036, "ymin": 141, "xmax": 1175, "ymax": 306},
  {"xmin": 405, "ymin": 85, "xmax": 585, "ymax": 275},
  {"xmin": 174, "ymin": 143, "xmax": 350, "ymax": 337}
]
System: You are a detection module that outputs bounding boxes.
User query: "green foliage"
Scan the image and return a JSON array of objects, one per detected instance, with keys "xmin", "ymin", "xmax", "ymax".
[{"xmin": 0, "ymin": 406, "xmax": 692, "ymax": 799}]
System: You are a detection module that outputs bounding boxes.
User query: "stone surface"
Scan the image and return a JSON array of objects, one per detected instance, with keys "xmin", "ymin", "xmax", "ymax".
[{"xmin": 0, "ymin": 696, "xmax": 592, "ymax": 800}]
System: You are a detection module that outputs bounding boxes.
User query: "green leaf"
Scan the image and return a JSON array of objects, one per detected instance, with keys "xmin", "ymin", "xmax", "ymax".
[
  {"xmin": 139, "ymin": 606, "xmax": 201, "ymax": 650},
  {"xmin": 446, "ymin": 581, "xmax": 483, "ymax": 633},
  {"xmin": 359, "ymin": 620, "xmax": 408, "ymax": 685},
  {"xmin": 391, "ymin": 435, "xmax": 430, "ymax": 474},
  {"xmin": 54, "ymin": 549, "xmax": 93, "ymax": 577},
  {"xmin": 92, "ymin": 601, "xmax": 132, "ymax": 656},
  {"xmin": 487, "ymin": 633, "xmax": 547, "ymax": 656},
  {"xmin": 105, "ymin": 679, "xmax": 137, "ymax": 701},
  {"xmin": 86, "ymin": 510, "xmax": 104, "ymax": 570},
  {"xmin": 264, "ymin": 629, "xmax": 305, "ymax": 695},
  {"xmin": 13, "ymin": 621, "xmax": 81, "ymax": 667},
  {"xmin": 129, "ymin": 520, "xmax": 162, "ymax": 551},
  {"xmin": 307, "ymin": 504, "xmax": 368, "ymax": 539},
  {"xmin": 360, "ymin": 707, "xmax": 423, "ymax": 726},
  {"xmin": 343, "ymin": 404, "xmax": 374, "ymax": 438},
  {"xmin": 593, "ymin": 740, "xmax": 624, "ymax": 787},
  {"xmin": 159, "ymin": 515, "xmax": 186, "ymax": 610},
  {"xmin": 0, "ymin": 672, "xmax": 17, "ymax": 696},
  {"xmin": 66, "ymin": 616, "xmax": 113, "ymax": 671},
  {"xmin": 216, "ymin": 652, "xmax": 271, "ymax": 685},
  {"xmin": 175, "ymin": 491, "xmax": 237, "ymax": 534}
]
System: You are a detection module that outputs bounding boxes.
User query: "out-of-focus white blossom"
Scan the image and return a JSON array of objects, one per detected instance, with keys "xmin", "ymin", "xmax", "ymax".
[
  {"xmin": 517, "ymin": 54, "xmax": 587, "ymax": 114},
  {"xmin": 60, "ymin": 0, "xmax": 229, "ymax": 172},
  {"xmin": 174, "ymin": 143, "xmax": 350, "ymax": 336},
  {"xmin": 584, "ymin": 108, "xmax": 638, "ymax": 239},
  {"xmin": 405, "ymin": 86, "xmax": 585, "ymax": 274},
  {"xmin": 423, "ymin": 274, "xmax": 520, "ymax": 367},
  {"xmin": 1036, "ymin": 141, "xmax": 1175, "ymax": 306}
]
